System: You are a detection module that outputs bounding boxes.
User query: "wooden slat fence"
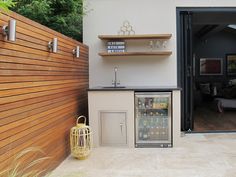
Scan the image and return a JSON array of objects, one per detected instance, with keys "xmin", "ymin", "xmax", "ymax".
[{"xmin": 0, "ymin": 10, "xmax": 88, "ymax": 175}]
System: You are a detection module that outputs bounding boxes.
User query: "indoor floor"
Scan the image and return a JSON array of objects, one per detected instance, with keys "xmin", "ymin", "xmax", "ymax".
[
  {"xmin": 194, "ymin": 102, "xmax": 236, "ymax": 131},
  {"xmin": 51, "ymin": 133, "xmax": 236, "ymax": 177}
]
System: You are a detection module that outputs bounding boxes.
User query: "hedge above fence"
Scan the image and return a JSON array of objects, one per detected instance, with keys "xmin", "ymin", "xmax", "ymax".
[{"xmin": 12, "ymin": 0, "xmax": 84, "ymax": 41}]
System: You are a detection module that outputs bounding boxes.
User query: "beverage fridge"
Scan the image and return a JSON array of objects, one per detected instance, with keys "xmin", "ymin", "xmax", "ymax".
[{"xmin": 135, "ymin": 92, "xmax": 172, "ymax": 148}]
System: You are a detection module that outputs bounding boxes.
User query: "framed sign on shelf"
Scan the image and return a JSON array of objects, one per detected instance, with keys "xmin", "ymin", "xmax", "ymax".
[{"xmin": 226, "ymin": 54, "xmax": 236, "ymax": 75}]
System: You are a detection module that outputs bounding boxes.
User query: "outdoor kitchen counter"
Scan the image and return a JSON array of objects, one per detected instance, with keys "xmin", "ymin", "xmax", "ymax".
[
  {"xmin": 88, "ymin": 86, "xmax": 181, "ymax": 92},
  {"xmin": 88, "ymin": 86, "xmax": 182, "ymax": 148}
]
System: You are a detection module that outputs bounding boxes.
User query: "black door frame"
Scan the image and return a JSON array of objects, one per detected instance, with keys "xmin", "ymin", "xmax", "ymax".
[{"xmin": 176, "ymin": 7, "xmax": 236, "ymax": 131}]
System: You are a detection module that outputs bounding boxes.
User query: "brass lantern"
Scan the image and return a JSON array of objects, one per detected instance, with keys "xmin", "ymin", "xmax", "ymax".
[{"xmin": 70, "ymin": 115, "xmax": 92, "ymax": 159}]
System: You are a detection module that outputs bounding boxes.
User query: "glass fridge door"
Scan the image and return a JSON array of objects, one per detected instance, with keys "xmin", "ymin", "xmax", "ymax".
[{"xmin": 135, "ymin": 92, "xmax": 172, "ymax": 147}]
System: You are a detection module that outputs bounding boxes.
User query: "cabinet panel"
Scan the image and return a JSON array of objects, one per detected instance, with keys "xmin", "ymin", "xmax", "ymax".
[{"xmin": 100, "ymin": 111, "xmax": 127, "ymax": 146}]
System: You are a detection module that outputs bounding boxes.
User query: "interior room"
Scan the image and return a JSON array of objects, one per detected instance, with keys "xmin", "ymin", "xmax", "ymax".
[{"xmin": 192, "ymin": 12, "xmax": 236, "ymax": 131}]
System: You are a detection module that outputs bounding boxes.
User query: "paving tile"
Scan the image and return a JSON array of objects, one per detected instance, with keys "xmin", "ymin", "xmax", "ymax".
[{"xmin": 50, "ymin": 133, "xmax": 236, "ymax": 177}]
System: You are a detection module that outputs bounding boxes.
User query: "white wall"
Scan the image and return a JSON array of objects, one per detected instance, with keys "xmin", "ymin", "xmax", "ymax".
[{"xmin": 84, "ymin": 0, "xmax": 236, "ymax": 87}]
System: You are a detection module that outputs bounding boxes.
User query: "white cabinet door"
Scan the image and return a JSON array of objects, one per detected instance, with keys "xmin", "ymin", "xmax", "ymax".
[{"xmin": 100, "ymin": 111, "xmax": 127, "ymax": 146}]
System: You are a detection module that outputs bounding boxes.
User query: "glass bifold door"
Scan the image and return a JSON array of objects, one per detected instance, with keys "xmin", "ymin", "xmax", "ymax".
[{"xmin": 135, "ymin": 92, "xmax": 172, "ymax": 148}]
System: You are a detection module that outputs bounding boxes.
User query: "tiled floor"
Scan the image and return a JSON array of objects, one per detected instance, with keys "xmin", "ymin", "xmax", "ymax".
[{"xmin": 51, "ymin": 133, "xmax": 236, "ymax": 177}]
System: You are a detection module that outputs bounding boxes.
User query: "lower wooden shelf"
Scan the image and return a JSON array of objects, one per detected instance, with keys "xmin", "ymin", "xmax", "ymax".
[{"xmin": 98, "ymin": 51, "xmax": 172, "ymax": 57}]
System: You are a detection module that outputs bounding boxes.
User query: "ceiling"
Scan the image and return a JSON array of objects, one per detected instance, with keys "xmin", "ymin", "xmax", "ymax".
[{"xmin": 192, "ymin": 12, "xmax": 236, "ymax": 39}]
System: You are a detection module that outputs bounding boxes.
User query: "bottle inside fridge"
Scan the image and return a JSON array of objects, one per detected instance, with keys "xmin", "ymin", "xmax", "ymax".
[{"xmin": 135, "ymin": 92, "xmax": 172, "ymax": 148}]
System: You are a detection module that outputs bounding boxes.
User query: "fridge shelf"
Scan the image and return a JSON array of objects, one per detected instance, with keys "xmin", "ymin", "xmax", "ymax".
[
  {"xmin": 136, "ymin": 116, "xmax": 168, "ymax": 119},
  {"xmin": 136, "ymin": 108, "xmax": 169, "ymax": 110}
]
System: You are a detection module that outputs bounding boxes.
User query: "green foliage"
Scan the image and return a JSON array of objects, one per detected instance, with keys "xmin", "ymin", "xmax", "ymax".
[
  {"xmin": 0, "ymin": 0, "xmax": 16, "ymax": 12},
  {"xmin": 12, "ymin": 0, "xmax": 84, "ymax": 41},
  {"xmin": 16, "ymin": 0, "xmax": 51, "ymax": 24}
]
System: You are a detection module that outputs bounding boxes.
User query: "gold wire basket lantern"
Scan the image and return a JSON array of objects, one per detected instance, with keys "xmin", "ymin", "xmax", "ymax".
[{"xmin": 70, "ymin": 115, "xmax": 92, "ymax": 160}]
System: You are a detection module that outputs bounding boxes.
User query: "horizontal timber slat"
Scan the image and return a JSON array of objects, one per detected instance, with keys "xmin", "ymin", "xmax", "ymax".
[
  {"xmin": 0, "ymin": 91, "xmax": 80, "ymax": 120},
  {"xmin": 0, "ymin": 89, "xmax": 84, "ymax": 112},
  {"xmin": 0, "ymin": 99, "xmax": 80, "ymax": 134},
  {"xmin": 0, "ymin": 55, "xmax": 88, "ymax": 70},
  {"xmin": 0, "ymin": 48, "xmax": 88, "ymax": 68},
  {"xmin": 0, "ymin": 69, "xmax": 88, "ymax": 76},
  {"xmin": 0, "ymin": 75, "xmax": 86, "ymax": 83},
  {"xmin": 0, "ymin": 79, "xmax": 87, "ymax": 90},
  {"xmin": 0, "ymin": 116, "xmax": 74, "ymax": 170},
  {"xmin": 0, "ymin": 84, "xmax": 88, "ymax": 105},
  {"xmin": 0, "ymin": 41, "xmax": 87, "ymax": 62},
  {"xmin": 0, "ymin": 11, "xmax": 88, "ymax": 174},
  {"xmin": 0, "ymin": 61, "xmax": 87, "ymax": 72},
  {"xmin": 0, "ymin": 92, "xmax": 79, "ymax": 126},
  {"xmin": 0, "ymin": 82, "xmax": 87, "ymax": 98},
  {"xmin": 0, "ymin": 104, "xmax": 77, "ymax": 140},
  {"xmin": 0, "ymin": 101, "xmax": 78, "ymax": 148}
]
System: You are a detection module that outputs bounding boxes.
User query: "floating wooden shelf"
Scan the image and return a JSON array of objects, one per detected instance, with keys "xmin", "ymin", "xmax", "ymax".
[
  {"xmin": 98, "ymin": 51, "xmax": 172, "ymax": 57},
  {"xmin": 98, "ymin": 34, "xmax": 172, "ymax": 40},
  {"xmin": 98, "ymin": 34, "xmax": 172, "ymax": 58}
]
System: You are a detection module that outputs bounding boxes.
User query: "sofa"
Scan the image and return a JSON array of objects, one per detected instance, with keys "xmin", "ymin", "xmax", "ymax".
[{"xmin": 214, "ymin": 80, "xmax": 236, "ymax": 113}]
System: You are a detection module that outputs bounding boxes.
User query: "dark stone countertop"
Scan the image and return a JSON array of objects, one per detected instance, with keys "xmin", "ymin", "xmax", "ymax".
[{"xmin": 88, "ymin": 86, "xmax": 181, "ymax": 92}]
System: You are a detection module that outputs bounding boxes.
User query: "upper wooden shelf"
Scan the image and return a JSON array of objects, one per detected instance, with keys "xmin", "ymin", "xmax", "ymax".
[
  {"xmin": 98, "ymin": 34, "xmax": 172, "ymax": 40},
  {"xmin": 99, "ymin": 51, "xmax": 172, "ymax": 57}
]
